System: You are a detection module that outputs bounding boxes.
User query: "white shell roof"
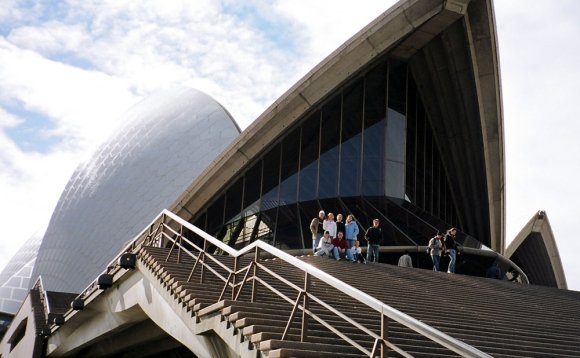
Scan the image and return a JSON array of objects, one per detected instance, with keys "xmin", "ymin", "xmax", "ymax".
[
  {"xmin": 31, "ymin": 87, "xmax": 240, "ymax": 293},
  {"xmin": 0, "ymin": 232, "xmax": 42, "ymax": 315}
]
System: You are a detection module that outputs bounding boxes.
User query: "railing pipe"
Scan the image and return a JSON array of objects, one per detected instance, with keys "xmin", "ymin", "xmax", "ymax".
[
  {"xmin": 381, "ymin": 313, "xmax": 388, "ymax": 358},
  {"xmin": 231, "ymin": 256, "xmax": 239, "ymax": 300},
  {"xmin": 77, "ymin": 209, "xmax": 492, "ymax": 358},
  {"xmin": 301, "ymin": 272, "xmax": 310, "ymax": 342},
  {"xmin": 161, "ymin": 210, "xmax": 491, "ymax": 357},
  {"xmin": 251, "ymin": 246, "xmax": 260, "ymax": 302}
]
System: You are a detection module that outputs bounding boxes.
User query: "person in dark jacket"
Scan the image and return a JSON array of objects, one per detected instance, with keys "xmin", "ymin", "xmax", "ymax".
[
  {"xmin": 331, "ymin": 231, "xmax": 348, "ymax": 261},
  {"xmin": 336, "ymin": 213, "xmax": 346, "ymax": 239},
  {"xmin": 444, "ymin": 227, "xmax": 458, "ymax": 273},
  {"xmin": 486, "ymin": 262, "xmax": 502, "ymax": 279},
  {"xmin": 310, "ymin": 210, "xmax": 325, "ymax": 253},
  {"xmin": 365, "ymin": 218, "xmax": 382, "ymax": 263}
]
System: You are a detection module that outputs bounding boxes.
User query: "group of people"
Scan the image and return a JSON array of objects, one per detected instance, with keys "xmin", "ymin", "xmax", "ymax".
[
  {"xmin": 309, "ymin": 210, "xmax": 384, "ymax": 264},
  {"xmin": 309, "ymin": 211, "xmax": 500, "ymax": 278},
  {"xmin": 427, "ymin": 228, "xmax": 459, "ymax": 273}
]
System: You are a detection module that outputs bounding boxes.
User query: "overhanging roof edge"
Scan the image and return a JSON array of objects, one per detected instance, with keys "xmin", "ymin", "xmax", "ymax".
[
  {"xmin": 505, "ymin": 211, "xmax": 567, "ymax": 289},
  {"xmin": 170, "ymin": 0, "xmax": 465, "ymax": 219}
]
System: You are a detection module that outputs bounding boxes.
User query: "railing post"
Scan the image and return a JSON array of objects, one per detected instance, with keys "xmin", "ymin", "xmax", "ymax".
[
  {"xmin": 381, "ymin": 313, "xmax": 389, "ymax": 358},
  {"xmin": 200, "ymin": 240, "xmax": 208, "ymax": 284},
  {"xmin": 232, "ymin": 256, "xmax": 239, "ymax": 300},
  {"xmin": 160, "ymin": 213, "xmax": 166, "ymax": 247},
  {"xmin": 301, "ymin": 272, "xmax": 310, "ymax": 342},
  {"xmin": 251, "ymin": 246, "xmax": 260, "ymax": 302},
  {"xmin": 177, "ymin": 225, "xmax": 183, "ymax": 264},
  {"xmin": 144, "ymin": 223, "xmax": 153, "ymax": 246}
]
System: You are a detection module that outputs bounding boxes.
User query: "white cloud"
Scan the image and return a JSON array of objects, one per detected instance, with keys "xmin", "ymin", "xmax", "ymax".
[
  {"xmin": 0, "ymin": 38, "xmax": 139, "ymax": 149},
  {"xmin": 1, "ymin": 0, "xmax": 580, "ymax": 294},
  {"xmin": 7, "ymin": 21, "xmax": 90, "ymax": 55},
  {"xmin": 0, "ymin": 107, "xmax": 22, "ymax": 127}
]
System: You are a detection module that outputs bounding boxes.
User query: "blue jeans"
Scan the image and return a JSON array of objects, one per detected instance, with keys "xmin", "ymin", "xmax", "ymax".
[
  {"xmin": 367, "ymin": 244, "xmax": 380, "ymax": 263},
  {"xmin": 447, "ymin": 249, "xmax": 456, "ymax": 273},
  {"xmin": 313, "ymin": 233, "xmax": 323, "ymax": 253},
  {"xmin": 346, "ymin": 239, "xmax": 355, "ymax": 250},
  {"xmin": 431, "ymin": 255, "xmax": 441, "ymax": 272},
  {"xmin": 332, "ymin": 246, "xmax": 345, "ymax": 260}
]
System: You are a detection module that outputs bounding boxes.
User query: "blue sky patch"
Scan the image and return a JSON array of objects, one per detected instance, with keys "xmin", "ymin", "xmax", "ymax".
[
  {"xmin": 3, "ymin": 105, "xmax": 62, "ymax": 153},
  {"xmin": 222, "ymin": 4, "xmax": 297, "ymax": 53}
]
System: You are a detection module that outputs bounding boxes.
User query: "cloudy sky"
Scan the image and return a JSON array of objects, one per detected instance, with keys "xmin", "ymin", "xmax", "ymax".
[{"xmin": 1, "ymin": 0, "xmax": 579, "ymax": 291}]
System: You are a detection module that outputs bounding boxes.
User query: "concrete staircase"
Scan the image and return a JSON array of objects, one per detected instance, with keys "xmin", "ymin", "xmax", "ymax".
[{"xmin": 139, "ymin": 245, "xmax": 580, "ymax": 357}]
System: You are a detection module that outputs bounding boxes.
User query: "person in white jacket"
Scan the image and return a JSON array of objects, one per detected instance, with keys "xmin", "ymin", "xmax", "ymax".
[
  {"xmin": 315, "ymin": 231, "xmax": 334, "ymax": 257},
  {"xmin": 323, "ymin": 212, "xmax": 337, "ymax": 239},
  {"xmin": 427, "ymin": 233, "xmax": 443, "ymax": 271},
  {"xmin": 349, "ymin": 240, "xmax": 366, "ymax": 263}
]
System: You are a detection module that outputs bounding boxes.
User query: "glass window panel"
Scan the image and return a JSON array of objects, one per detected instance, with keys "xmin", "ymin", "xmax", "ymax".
[
  {"xmin": 362, "ymin": 120, "xmax": 385, "ymax": 196},
  {"xmin": 362, "ymin": 62, "xmax": 387, "ymax": 196},
  {"xmin": 299, "ymin": 112, "xmax": 320, "ymax": 201},
  {"xmin": 385, "ymin": 108, "xmax": 406, "ymax": 198},
  {"xmin": 261, "ymin": 144, "xmax": 281, "ymax": 211},
  {"xmin": 432, "ymin": 150, "xmax": 441, "ymax": 218},
  {"xmin": 193, "ymin": 212, "xmax": 207, "ymax": 232},
  {"xmin": 388, "ymin": 61, "xmax": 407, "ymax": 115},
  {"xmin": 425, "ymin": 121, "xmax": 434, "ymax": 213},
  {"xmin": 298, "ymin": 200, "xmax": 321, "ymax": 250},
  {"xmin": 365, "ymin": 62, "xmax": 387, "ymax": 127},
  {"xmin": 340, "ymin": 81, "xmax": 363, "ymax": 197},
  {"xmin": 280, "ymin": 127, "xmax": 300, "ymax": 204},
  {"xmin": 243, "ymin": 162, "xmax": 262, "ymax": 213},
  {"xmin": 385, "ymin": 161, "xmax": 405, "ymax": 199},
  {"xmin": 318, "ymin": 95, "xmax": 341, "ymax": 198},
  {"xmin": 225, "ymin": 177, "xmax": 243, "ymax": 223},
  {"xmin": 385, "ymin": 60, "xmax": 407, "ymax": 199},
  {"xmin": 274, "ymin": 204, "xmax": 303, "ymax": 250},
  {"xmin": 206, "ymin": 196, "xmax": 225, "ymax": 235},
  {"xmin": 256, "ymin": 208, "xmax": 276, "ymax": 243},
  {"xmin": 415, "ymin": 102, "xmax": 426, "ymax": 208},
  {"xmin": 405, "ymin": 76, "xmax": 417, "ymax": 203}
]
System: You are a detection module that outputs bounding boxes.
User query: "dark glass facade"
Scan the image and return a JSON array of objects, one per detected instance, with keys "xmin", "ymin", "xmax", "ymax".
[{"xmin": 192, "ymin": 57, "xmax": 459, "ymax": 251}]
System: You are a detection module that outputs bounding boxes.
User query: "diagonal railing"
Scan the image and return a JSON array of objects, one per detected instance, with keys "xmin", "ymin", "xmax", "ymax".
[
  {"xmin": 63, "ymin": 209, "xmax": 493, "ymax": 358},
  {"xmin": 147, "ymin": 210, "xmax": 491, "ymax": 358}
]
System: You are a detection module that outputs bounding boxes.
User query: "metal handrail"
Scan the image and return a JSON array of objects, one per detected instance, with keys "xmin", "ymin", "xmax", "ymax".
[
  {"xmin": 153, "ymin": 210, "xmax": 491, "ymax": 358},
  {"xmin": 68, "ymin": 209, "xmax": 492, "ymax": 357}
]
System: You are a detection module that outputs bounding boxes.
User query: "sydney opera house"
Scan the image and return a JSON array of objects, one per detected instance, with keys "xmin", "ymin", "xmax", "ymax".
[{"xmin": 1, "ymin": 0, "xmax": 578, "ymax": 357}]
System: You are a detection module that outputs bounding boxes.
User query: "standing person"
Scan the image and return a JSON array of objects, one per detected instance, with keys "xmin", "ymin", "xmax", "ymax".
[
  {"xmin": 349, "ymin": 240, "xmax": 366, "ymax": 263},
  {"xmin": 331, "ymin": 231, "xmax": 348, "ymax": 261},
  {"xmin": 345, "ymin": 214, "xmax": 359, "ymax": 250},
  {"xmin": 336, "ymin": 214, "xmax": 346, "ymax": 239},
  {"xmin": 323, "ymin": 212, "xmax": 337, "ymax": 239},
  {"xmin": 310, "ymin": 210, "xmax": 325, "ymax": 253},
  {"xmin": 444, "ymin": 227, "xmax": 459, "ymax": 273},
  {"xmin": 365, "ymin": 218, "xmax": 382, "ymax": 263},
  {"xmin": 427, "ymin": 232, "xmax": 443, "ymax": 271},
  {"xmin": 397, "ymin": 250, "xmax": 413, "ymax": 267}
]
